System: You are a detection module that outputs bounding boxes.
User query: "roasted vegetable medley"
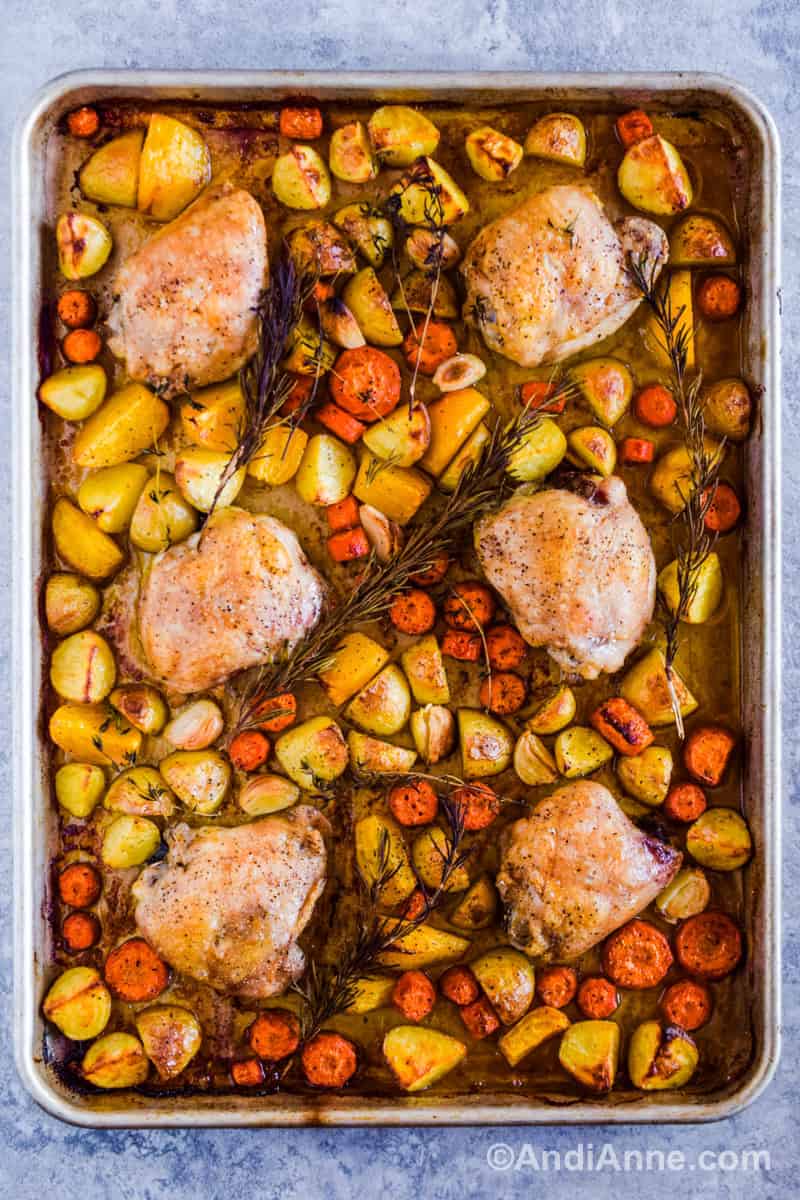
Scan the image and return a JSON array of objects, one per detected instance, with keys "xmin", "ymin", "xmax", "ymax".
[{"xmin": 38, "ymin": 94, "xmax": 754, "ymax": 1104}]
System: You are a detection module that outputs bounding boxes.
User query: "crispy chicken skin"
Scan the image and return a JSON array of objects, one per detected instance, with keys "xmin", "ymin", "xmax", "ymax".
[
  {"xmin": 474, "ymin": 476, "xmax": 655, "ymax": 678},
  {"xmin": 138, "ymin": 507, "xmax": 326, "ymax": 694},
  {"xmin": 109, "ymin": 184, "xmax": 267, "ymax": 395},
  {"xmin": 461, "ymin": 185, "xmax": 668, "ymax": 366},
  {"xmin": 132, "ymin": 808, "xmax": 328, "ymax": 998},
  {"xmin": 497, "ymin": 781, "xmax": 682, "ymax": 961}
]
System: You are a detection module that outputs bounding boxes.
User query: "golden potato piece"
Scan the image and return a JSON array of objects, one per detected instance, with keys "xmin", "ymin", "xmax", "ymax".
[
  {"xmin": 50, "ymin": 630, "xmax": 116, "ymax": 704},
  {"xmin": 174, "ymin": 448, "xmax": 246, "ymax": 513},
  {"xmin": 655, "ymin": 866, "xmax": 711, "ymax": 923},
  {"xmin": 102, "ymin": 814, "xmax": 161, "ymax": 868},
  {"xmin": 383, "ymin": 1025, "xmax": 466, "ymax": 1092},
  {"xmin": 159, "ymin": 750, "xmax": 230, "ymax": 814},
  {"xmin": 129, "ymin": 472, "xmax": 198, "ymax": 553},
  {"xmin": 620, "ymin": 648, "xmax": 698, "ymax": 727},
  {"xmin": 554, "ymin": 726, "xmax": 613, "ymax": 777},
  {"xmin": 471, "ymin": 947, "xmax": 535, "ymax": 1024},
  {"xmin": 355, "ymin": 814, "xmax": 416, "ymax": 906},
  {"xmin": 670, "ymin": 213, "xmax": 735, "ymax": 268},
  {"xmin": 616, "ymin": 745, "xmax": 673, "ymax": 807},
  {"xmin": 39, "ymin": 364, "xmax": 107, "ymax": 422},
  {"xmin": 390, "ymin": 158, "xmax": 469, "ymax": 226},
  {"xmin": 43, "ymin": 967, "xmax": 111, "ymax": 1041},
  {"xmin": 73, "ymin": 383, "xmax": 170, "ymax": 469},
  {"xmin": 368, "ymin": 106, "xmax": 440, "ymax": 167},
  {"xmin": 56, "ymin": 212, "xmax": 112, "ymax": 280},
  {"xmin": 571, "ymin": 357, "xmax": 633, "ymax": 427},
  {"xmin": 55, "ymin": 761, "xmax": 105, "ymax": 818},
  {"xmin": 507, "ymin": 418, "xmax": 566, "ymax": 483},
  {"xmin": 110, "ymin": 683, "xmax": 169, "ymax": 735},
  {"xmin": 329, "ymin": 120, "xmax": 377, "ymax": 183},
  {"xmin": 342, "ymin": 267, "xmax": 402, "ymax": 347},
  {"xmin": 135, "ymin": 1005, "xmax": 202, "ymax": 1081},
  {"xmin": 345, "ymin": 664, "xmax": 411, "ymax": 737},
  {"xmin": 82, "ymin": 1032, "xmax": 149, "ymax": 1089},
  {"xmin": 401, "ymin": 635, "xmax": 450, "ymax": 706},
  {"xmin": 181, "ymin": 379, "xmax": 245, "ymax": 452},
  {"xmin": 318, "ymin": 632, "xmax": 390, "ymax": 707},
  {"xmin": 78, "ymin": 463, "xmax": 149, "ymax": 533},
  {"xmin": 272, "ymin": 144, "xmax": 331, "ymax": 210},
  {"xmin": 45, "ymin": 573, "xmax": 100, "ymax": 636},
  {"xmin": 466, "ymin": 126, "xmax": 523, "ymax": 181},
  {"xmin": 658, "ymin": 553, "xmax": 723, "ymax": 624},
  {"xmin": 248, "ymin": 425, "xmax": 308, "ymax": 486},
  {"xmin": 702, "ymin": 378, "xmax": 752, "ymax": 442},
  {"xmin": 458, "ymin": 708, "xmax": 514, "ymax": 778},
  {"xmin": 524, "ymin": 113, "xmax": 586, "ymax": 166},
  {"xmin": 378, "ymin": 921, "xmax": 469, "ymax": 969},
  {"xmin": 412, "ymin": 826, "xmax": 470, "ymax": 893},
  {"xmin": 52, "ymin": 499, "xmax": 124, "ymax": 581},
  {"xmin": 618, "ymin": 134, "xmax": 692, "ymax": 215},
  {"xmin": 628, "ymin": 1020, "xmax": 698, "ymax": 1090},
  {"xmin": 50, "ymin": 702, "xmax": 141, "ymax": 768},
  {"xmin": 275, "ymin": 716, "xmax": 350, "ymax": 790},
  {"xmin": 499, "ymin": 1005, "xmax": 570, "ymax": 1067},
  {"xmin": 137, "ymin": 114, "xmax": 211, "ymax": 222},
  {"xmin": 449, "ymin": 875, "xmax": 498, "ymax": 931},
  {"xmin": 333, "ymin": 203, "xmax": 394, "ymax": 269},
  {"xmin": 347, "ymin": 731, "xmax": 417, "ymax": 774},
  {"xmin": 686, "ymin": 807, "xmax": 752, "ymax": 871},
  {"xmin": 567, "ymin": 426, "xmax": 617, "ymax": 477},
  {"xmin": 353, "ymin": 454, "xmax": 432, "ymax": 525},
  {"xmin": 558, "ymin": 1020, "xmax": 620, "ymax": 1092},
  {"xmin": 79, "ymin": 130, "xmax": 144, "ymax": 208}
]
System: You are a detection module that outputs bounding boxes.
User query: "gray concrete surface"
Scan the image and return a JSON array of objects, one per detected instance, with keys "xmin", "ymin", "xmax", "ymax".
[{"xmin": 1, "ymin": 2, "xmax": 796, "ymax": 1197}]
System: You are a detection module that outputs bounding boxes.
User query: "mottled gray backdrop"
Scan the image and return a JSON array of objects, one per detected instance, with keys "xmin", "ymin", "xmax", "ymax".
[{"xmin": 1, "ymin": 2, "xmax": 796, "ymax": 1198}]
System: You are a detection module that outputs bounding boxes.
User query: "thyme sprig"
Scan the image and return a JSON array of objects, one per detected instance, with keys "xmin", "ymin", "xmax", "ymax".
[
  {"xmin": 292, "ymin": 790, "xmax": 469, "ymax": 1039},
  {"xmin": 231, "ymin": 397, "xmax": 545, "ymax": 730},
  {"xmin": 627, "ymin": 252, "xmax": 725, "ymax": 736}
]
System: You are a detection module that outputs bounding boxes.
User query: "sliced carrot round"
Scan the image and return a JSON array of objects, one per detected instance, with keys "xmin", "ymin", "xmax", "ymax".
[
  {"xmin": 392, "ymin": 970, "xmax": 436, "ymax": 1022},
  {"xmin": 253, "ymin": 692, "xmax": 297, "ymax": 734},
  {"xmin": 674, "ymin": 911, "xmax": 742, "ymax": 980},
  {"xmin": 229, "ymin": 731, "xmax": 270, "ymax": 772},
  {"xmin": 388, "ymin": 780, "xmax": 438, "ymax": 827},
  {"xmin": 697, "ymin": 275, "xmax": 742, "ymax": 321},
  {"xmin": 67, "ymin": 106, "xmax": 100, "ymax": 138},
  {"xmin": 301, "ymin": 1032, "xmax": 358, "ymax": 1088},
  {"xmin": 402, "ymin": 322, "xmax": 458, "ymax": 376},
  {"xmin": 402, "ymin": 889, "xmax": 428, "ymax": 920},
  {"xmin": 58, "ymin": 862, "xmax": 102, "ymax": 909},
  {"xmin": 479, "ymin": 671, "xmax": 527, "ymax": 715},
  {"xmin": 441, "ymin": 630, "xmax": 482, "ymax": 661},
  {"xmin": 411, "ymin": 553, "xmax": 450, "ymax": 586},
  {"xmin": 536, "ymin": 965, "xmax": 578, "ymax": 1009},
  {"xmin": 576, "ymin": 975, "xmax": 619, "ymax": 1018},
  {"xmin": 459, "ymin": 995, "xmax": 500, "ymax": 1039},
  {"xmin": 63, "ymin": 911, "xmax": 101, "ymax": 952},
  {"xmin": 104, "ymin": 937, "xmax": 170, "ymax": 1002},
  {"xmin": 660, "ymin": 978, "xmax": 713, "ymax": 1030},
  {"xmin": 664, "ymin": 782, "xmax": 707, "ymax": 823},
  {"xmin": 443, "ymin": 582, "xmax": 496, "ymax": 630},
  {"xmin": 330, "ymin": 346, "xmax": 401, "ymax": 421},
  {"xmin": 248, "ymin": 1009, "xmax": 301, "ymax": 1060},
  {"xmin": 62, "ymin": 328, "xmax": 102, "ymax": 364},
  {"xmin": 634, "ymin": 384, "xmax": 676, "ymax": 427},
  {"xmin": 485, "ymin": 624, "xmax": 526, "ymax": 671},
  {"xmin": 57, "ymin": 290, "xmax": 97, "ymax": 329},
  {"xmin": 450, "ymin": 783, "xmax": 501, "ymax": 832},
  {"xmin": 439, "ymin": 965, "xmax": 480, "ymax": 1007},
  {"xmin": 602, "ymin": 919, "xmax": 673, "ymax": 989},
  {"xmin": 389, "ymin": 589, "xmax": 437, "ymax": 635},
  {"xmin": 683, "ymin": 724, "xmax": 736, "ymax": 786},
  {"xmin": 703, "ymin": 482, "xmax": 741, "ymax": 533},
  {"xmin": 231, "ymin": 1057, "xmax": 266, "ymax": 1087}
]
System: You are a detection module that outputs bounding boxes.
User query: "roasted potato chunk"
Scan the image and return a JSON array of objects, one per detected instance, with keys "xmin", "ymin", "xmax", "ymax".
[
  {"xmin": 558, "ymin": 1020, "xmax": 620, "ymax": 1092},
  {"xmin": 49, "ymin": 701, "xmax": 141, "ymax": 768},
  {"xmin": 554, "ymin": 726, "xmax": 613, "ymax": 777},
  {"xmin": 354, "ymin": 454, "xmax": 432, "ymax": 525},
  {"xmin": 82, "ymin": 1031, "xmax": 149, "ymax": 1089},
  {"xmin": 401, "ymin": 636, "xmax": 450, "ymax": 706},
  {"xmin": 79, "ymin": 130, "xmax": 144, "ymax": 208},
  {"xmin": 449, "ymin": 875, "xmax": 498, "ymax": 930},
  {"xmin": 73, "ymin": 383, "xmax": 170, "ymax": 470},
  {"xmin": 670, "ymin": 213, "xmax": 735, "ymax": 268},
  {"xmin": 43, "ymin": 966, "xmax": 111, "ymax": 1040},
  {"xmin": 138, "ymin": 114, "xmax": 211, "ymax": 221},
  {"xmin": 347, "ymin": 731, "xmax": 417, "ymax": 774},
  {"xmin": 378, "ymin": 920, "xmax": 469, "ymax": 969},
  {"xmin": 616, "ymin": 745, "xmax": 673, "ymax": 807},
  {"xmin": 39, "ymin": 364, "xmax": 107, "ymax": 422},
  {"xmin": 620, "ymin": 648, "xmax": 698, "ymax": 727},
  {"xmin": 110, "ymin": 684, "xmax": 168, "ymax": 735},
  {"xmin": 686, "ymin": 807, "xmax": 752, "ymax": 871},
  {"xmin": 524, "ymin": 113, "xmax": 586, "ymax": 166},
  {"xmin": 174, "ymin": 448, "xmax": 246, "ymax": 513},
  {"xmin": 412, "ymin": 826, "xmax": 470, "ymax": 892},
  {"xmin": 272, "ymin": 144, "xmax": 331, "ymax": 210},
  {"xmin": 389, "ymin": 158, "xmax": 469, "ymax": 226},
  {"xmin": 383, "ymin": 1025, "xmax": 466, "ymax": 1093},
  {"xmin": 135, "ymin": 1005, "xmax": 202, "ymax": 1081},
  {"xmin": 507, "ymin": 418, "xmax": 567, "ymax": 482},
  {"xmin": 287, "ymin": 219, "xmax": 357, "ymax": 276},
  {"xmin": 470, "ymin": 947, "xmax": 535, "ymax": 1024},
  {"xmin": 702, "ymin": 378, "xmax": 752, "ymax": 442},
  {"xmin": 181, "ymin": 379, "xmax": 245, "ymax": 452},
  {"xmin": 458, "ymin": 708, "xmax": 514, "ymax": 778},
  {"xmin": 362, "ymin": 403, "xmax": 431, "ymax": 468},
  {"xmin": 295, "ymin": 434, "xmax": 357, "ymax": 506},
  {"xmin": 45, "ymin": 573, "xmax": 100, "ymax": 635},
  {"xmin": 618, "ymin": 134, "xmax": 692, "ymax": 215},
  {"xmin": 345, "ymin": 664, "xmax": 412, "ymax": 736},
  {"xmin": 129, "ymin": 472, "xmax": 199, "ymax": 553},
  {"xmin": 465, "ymin": 126, "xmax": 523, "ymax": 181},
  {"xmin": 628, "ymin": 1020, "xmax": 698, "ymax": 1090},
  {"xmin": 355, "ymin": 814, "xmax": 417, "ymax": 906},
  {"xmin": 658, "ymin": 552, "xmax": 723, "ymax": 624},
  {"xmin": 55, "ymin": 761, "xmax": 106, "ymax": 818},
  {"xmin": 655, "ymin": 866, "xmax": 711, "ymax": 923},
  {"xmin": 333, "ymin": 203, "xmax": 394, "ymax": 268},
  {"xmin": 342, "ymin": 268, "xmax": 403, "ymax": 347},
  {"xmin": 275, "ymin": 716, "xmax": 350, "ymax": 790},
  {"xmin": 52, "ymin": 499, "xmax": 125, "ymax": 581},
  {"xmin": 159, "ymin": 750, "xmax": 231, "ymax": 814},
  {"xmin": 318, "ymin": 632, "xmax": 390, "ymax": 706},
  {"xmin": 77, "ymin": 463, "xmax": 149, "ymax": 533},
  {"xmin": 56, "ymin": 212, "xmax": 112, "ymax": 280},
  {"xmin": 571, "ymin": 357, "xmax": 633, "ymax": 427},
  {"xmin": 368, "ymin": 106, "xmax": 440, "ymax": 166},
  {"xmin": 104, "ymin": 766, "xmax": 174, "ymax": 818},
  {"xmin": 50, "ymin": 630, "xmax": 116, "ymax": 704},
  {"xmin": 329, "ymin": 120, "xmax": 377, "ymax": 182},
  {"xmin": 525, "ymin": 686, "xmax": 576, "ymax": 735},
  {"xmin": 567, "ymin": 426, "xmax": 617, "ymax": 477},
  {"xmin": 101, "ymin": 813, "xmax": 161, "ymax": 868},
  {"xmin": 499, "ymin": 1005, "xmax": 570, "ymax": 1067}
]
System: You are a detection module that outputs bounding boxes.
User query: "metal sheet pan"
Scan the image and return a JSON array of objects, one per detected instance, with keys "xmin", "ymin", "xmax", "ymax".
[{"xmin": 12, "ymin": 70, "xmax": 782, "ymax": 1126}]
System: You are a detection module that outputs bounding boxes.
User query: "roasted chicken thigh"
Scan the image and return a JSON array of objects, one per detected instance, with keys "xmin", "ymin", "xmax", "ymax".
[
  {"xmin": 138, "ymin": 507, "xmax": 326, "ymax": 694},
  {"xmin": 497, "ymin": 781, "xmax": 682, "ymax": 961},
  {"xmin": 474, "ymin": 476, "xmax": 655, "ymax": 678},
  {"xmin": 461, "ymin": 185, "xmax": 668, "ymax": 366},
  {"xmin": 109, "ymin": 183, "xmax": 267, "ymax": 395},
  {"xmin": 132, "ymin": 809, "xmax": 328, "ymax": 998}
]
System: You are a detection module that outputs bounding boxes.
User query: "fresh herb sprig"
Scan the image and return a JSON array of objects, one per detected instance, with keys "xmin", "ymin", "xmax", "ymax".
[
  {"xmin": 231, "ymin": 395, "xmax": 550, "ymax": 730},
  {"xmin": 627, "ymin": 252, "xmax": 725, "ymax": 736}
]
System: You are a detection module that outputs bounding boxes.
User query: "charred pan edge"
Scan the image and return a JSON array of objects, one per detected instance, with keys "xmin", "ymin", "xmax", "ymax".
[{"xmin": 13, "ymin": 70, "xmax": 781, "ymax": 1127}]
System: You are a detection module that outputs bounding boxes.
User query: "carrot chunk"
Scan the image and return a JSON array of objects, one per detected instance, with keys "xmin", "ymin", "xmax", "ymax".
[
  {"xmin": 576, "ymin": 975, "xmax": 619, "ymax": 1018},
  {"xmin": 57, "ymin": 290, "xmax": 97, "ymax": 329},
  {"xmin": 602, "ymin": 919, "xmax": 673, "ymax": 990},
  {"xmin": 67, "ymin": 106, "xmax": 100, "ymax": 138},
  {"xmin": 280, "ymin": 374, "xmax": 315, "ymax": 416},
  {"xmin": 301, "ymin": 1032, "xmax": 358, "ymax": 1088},
  {"xmin": 316, "ymin": 402, "xmax": 367, "ymax": 445},
  {"xmin": 664, "ymin": 782, "xmax": 707, "ymax": 823},
  {"xmin": 674, "ymin": 911, "xmax": 742, "ymax": 980},
  {"xmin": 536, "ymin": 965, "xmax": 578, "ymax": 1009},
  {"xmin": 485, "ymin": 624, "xmax": 526, "ymax": 670},
  {"xmin": 439, "ymin": 965, "xmax": 480, "ymax": 1007},
  {"xmin": 660, "ymin": 978, "xmax": 713, "ymax": 1030},
  {"xmin": 253, "ymin": 692, "xmax": 297, "ymax": 733},
  {"xmin": 683, "ymin": 724, "xmax": 736, "ymax": 786},
  {"xmin": 392, "ymin": 970, "xmax": 436, "ymax": 1022},
  {"xmin": 63, "ymin": 911, "xmax": 101, "ymax": 952},
  {"xmin": 229, "ymin": 730, "xmax": 270, "ymax": 772},
  {"xmin": 388, "ymin": 780, "xmax": 438, "ymax": 827},
  {"xmin": 519, "ymin": 380, "xmax": 568, "ymax": 414},
  {"xmin": 402, "ymin": 322, "xmax": 458, "ymax": 376},
  {"xmin": 590, "ymin": 697, "xmax": 654, "ymax": 756},
  {"xmin": 104, "ymin": 937, "xmax": 170, "ymax": 1002},
  {"xmin": 634, "ymin": 384, "xmax": 677, "ymax": 427},
  {"xmin": 389, "ymin": 589, "xmax": 437, "ymax": 635},
  {"xmin": 450, "ymin": 783, "xmax": 501, "ymax": 832},
  {"xmin": 402, "ymin": 889, "xmax": 428, "ymax": 920},
  {"xmin": 248, "ymin": 1009, "xmax": 301, "ymax": 1060},
  {"xmin": 443, "ymin": 581, "xmax": 496, "ymax": 630},
  {"xmin": 620, "ymin": 437, "xmax": 655, "ymax": 464},
  {"xmin": 479, "ymin": 671, "xmax": 527, "ymax": 715},
  {"xmin": 411, "ymin": 553, "xmax": 450, "ymax": 586},
  {"xmin": 703, "ymin": 482, "xmax": 741, "ymax": 533},
  {"xmin": 616, "ymin": 109, "xmax": 654, "ymax": 147},
  {"xmin": 330, "ymin": 346, "xmax": 401, "ymax": 422},
  {"xmin": 280, "ymin": 106, "xmax": 323, "ymax": 140},
  {"xmin": 328, "ymin": 526, "xmax": 370, "ymax": 562},
  {"xmin": 326, "ymin": 495, "xmax": 361, "ymax": 532},
  {"xmin": 62, "ymin": 329, "xmax": 102, "ymax": 364},
  {"xmin": 697, "ymin": 275, "xmax": 742, "ymax": 321},
  {"xmin": 441, "ymin": 630, "xmax": 482, "ymax": 662},
  {"xmin": 231, "ymin": 1057, "xmax": 266, "ymax": 1087},
  {"xmin": 58, "ymin": 862, "xmax": 102, "ymax": 908},
  {"xmin": 459, "ymin": 995, "xmax": 500, "ymax": 1039},
  {"xmin": 305, "ymin": 280, "xmax": 336, "ymax": 313}
]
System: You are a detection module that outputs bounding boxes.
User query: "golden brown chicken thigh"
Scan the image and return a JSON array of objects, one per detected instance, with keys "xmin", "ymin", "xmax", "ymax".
[
  {"xmin": 109, "ymin": 183, "xmax": 267, "ymax": 395},
  {"xmin": 497, "ymin": 781, "xmax": 681, "ymax": 961},
  {"xmin": 138, "ymin": 507, "xmax": 326, "ymax": 694},
  {"xmin": 132, "ymin": 809, "xmax": 328, "ymax": 998},
  {"xmin": 474, "ymin": 476, "xmax": 655, "ymax": 678},
  {"xmin": 461, "ymin": 185, "xmax": 668, "ymax": 366}
]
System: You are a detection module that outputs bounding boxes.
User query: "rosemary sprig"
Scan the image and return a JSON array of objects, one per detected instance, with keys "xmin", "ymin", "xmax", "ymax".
[
  {"xmin": 627, "ymin": 252, "xmax": 725, "ymax": 736},
  {"xmin": 292, "ymin": 790, "xmax": 469, "ymax": 1039},
  {"xmin": 231, "ymin": 398, "xmax": 545, "ymax": 730},
  {"xmin": 204, "ymin": 252, "xmax": 320, "ymax": 524}
]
